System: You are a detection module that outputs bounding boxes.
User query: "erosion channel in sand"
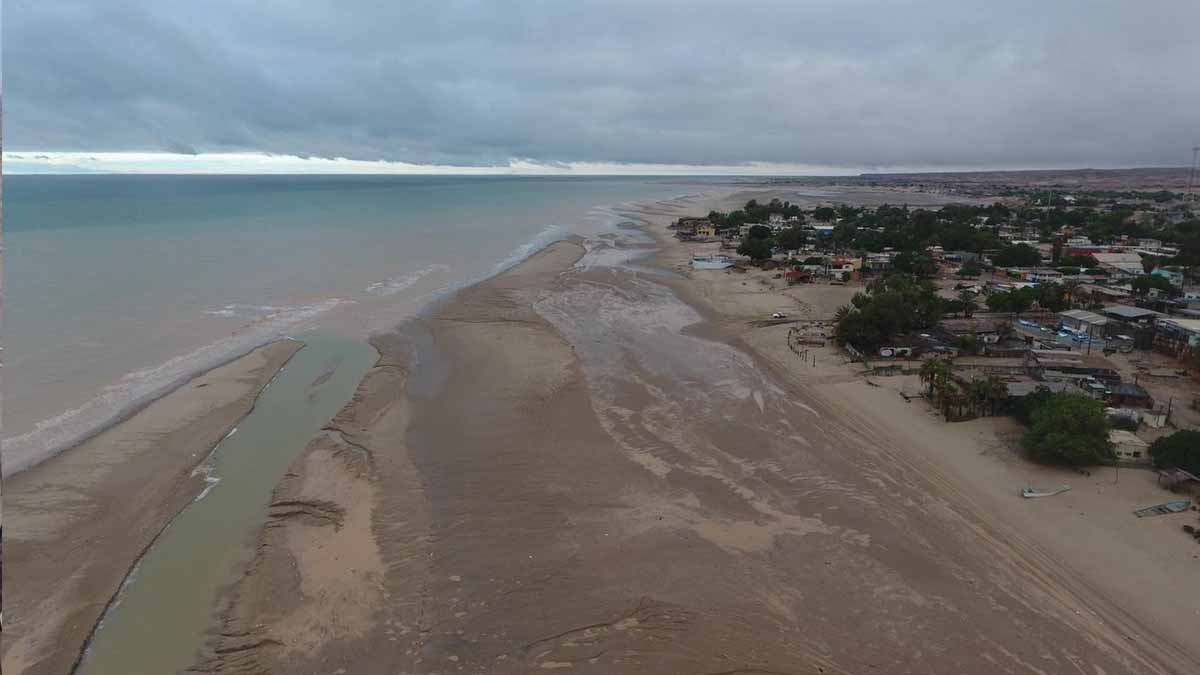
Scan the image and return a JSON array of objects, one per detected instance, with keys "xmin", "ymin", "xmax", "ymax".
[
  {"xmin": 194, "ymin": 201, "xmax": 1200, "ymax": 674},
  {"xmin": 3, "ymin": 340, "xmax": 304, "ymax": 675}
]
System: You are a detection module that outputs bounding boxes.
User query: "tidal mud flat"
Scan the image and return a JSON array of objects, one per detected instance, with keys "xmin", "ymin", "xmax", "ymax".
[
  {"xmin": 2, "ymin": 340, "xmax": 304, "ymax": 675},
  {"xmin": 196, "ymin": 221, "xmax": 1199, "ymax": 673}
]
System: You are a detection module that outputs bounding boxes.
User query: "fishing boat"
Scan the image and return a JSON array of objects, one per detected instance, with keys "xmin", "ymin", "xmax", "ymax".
[
  {"xmin": 690, "ymin": 255, "xmax": 734, "ymax": 270},
  {"xmin": 1133, "ymin": 500, "xmax": 1192, "ymax": 518},
  {"xmin": 1021, "ymin": 484, "xmax": 1071, "ymax": 498}
]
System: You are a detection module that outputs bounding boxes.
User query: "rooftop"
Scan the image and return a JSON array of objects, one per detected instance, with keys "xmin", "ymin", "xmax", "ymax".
[
  {"xmin": 1158, "ymin": 318, "xmax": 1200, "ymax": 333},
  {"xmin": 1108, "ymin": 382, "xmax": 1151, "ymax": 398},
  {"xmin": 1060, "ymin": 309, "xmax": 1108, "ymax": 325},
  {"xmin": 1109, "ymin": 429, "xmax": 1149, "ymax": 448},
  {"xmin": 1101, "ymin": 304, "xmax": 1162, "ymax": 320}
]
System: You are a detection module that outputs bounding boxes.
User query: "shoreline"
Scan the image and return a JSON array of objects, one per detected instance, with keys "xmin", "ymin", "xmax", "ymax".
[
  {"xmin": 4, "ymin": 337, "xmax": 306, "ymax": 478},
  {"xmin": 193, "ymin": 187, "xmax": 1199, "ymax": 673},
  {"xmin": 2, "ymin": 339, "xmax": 305, "ymax": 675}
]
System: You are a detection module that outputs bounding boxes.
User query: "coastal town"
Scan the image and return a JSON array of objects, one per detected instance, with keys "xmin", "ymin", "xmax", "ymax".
[{"xmin": 669, "ymin": 187, "xmax": 1200, "ymax": 535}]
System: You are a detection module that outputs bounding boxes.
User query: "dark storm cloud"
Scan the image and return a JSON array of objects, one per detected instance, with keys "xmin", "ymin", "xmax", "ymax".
[{"xmin": 6, "ymin": 0, "xmax": 1199, "ymax": 169}]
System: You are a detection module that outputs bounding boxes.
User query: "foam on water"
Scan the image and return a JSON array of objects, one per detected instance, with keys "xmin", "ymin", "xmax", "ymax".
[
  {"xmin": 2, "ymin": 302, "xmax": 341, "ymax": 477},
  {"xmin": 489, "ymin": 224, "xmax": 569, "ymax": 276},
  {"xmin": 365, "ymin": 264, "xmax": 451, "ymax": 296}
]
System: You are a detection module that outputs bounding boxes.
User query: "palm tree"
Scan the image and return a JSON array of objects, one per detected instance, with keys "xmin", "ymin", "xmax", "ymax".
[
  {"xmin": 982, "ymin": 375, "xmax": 1008, "ymax": 416},
  {"xmin": 919, "ymin": 358, "xmax": 950, "ymax": 397},
  {"xmin": 964, "ymin": 378, "xmax": 988, "ymax": 417}
]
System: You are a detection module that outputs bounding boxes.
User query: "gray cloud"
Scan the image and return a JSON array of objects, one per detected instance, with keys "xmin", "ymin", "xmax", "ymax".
[{"xmin": 5, "ymin": 0, "xmax": 1199, "ymax": 169}]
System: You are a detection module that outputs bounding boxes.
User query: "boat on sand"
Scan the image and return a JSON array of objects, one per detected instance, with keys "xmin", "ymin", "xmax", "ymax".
[{"xmin": 1022, "ymin": 484, "xmax": 1071, "ymax": 498}]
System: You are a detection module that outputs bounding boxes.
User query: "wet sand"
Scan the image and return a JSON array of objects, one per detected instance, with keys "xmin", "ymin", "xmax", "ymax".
[
  {"xmin": 199, "ymin": 217, "xmax": 1198, "ymax": 673},
  {"xmin": 2, "ymin": 340, "xmax": 304, "ymax": 675}
]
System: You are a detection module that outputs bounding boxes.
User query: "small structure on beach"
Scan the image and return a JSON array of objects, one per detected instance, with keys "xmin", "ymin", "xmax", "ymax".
[
  {"xmin": 1109, "ymin": 429, "xmax": 1151, "ymax": 465},
  {"xmin": 1157, "ymin": 468, "xmax": 1200, "ymax": 494}
]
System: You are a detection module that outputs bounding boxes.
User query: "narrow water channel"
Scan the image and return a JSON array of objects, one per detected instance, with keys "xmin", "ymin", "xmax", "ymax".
[{"xmin": 77, "ymin": 331, "xmax": 376, "ymax": 675}]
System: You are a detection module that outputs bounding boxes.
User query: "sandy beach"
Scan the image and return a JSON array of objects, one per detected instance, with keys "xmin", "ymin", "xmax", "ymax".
[
  {"xmin": 2, "ymin": 340, "xmax": 304, "ymax": 675},
  {"xmin": 194, "ymin": 191, "xmax": 1199, "ymax": 673}
]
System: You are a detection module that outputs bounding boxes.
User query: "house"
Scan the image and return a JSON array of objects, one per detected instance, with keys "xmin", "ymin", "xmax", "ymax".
[
  {"xmin": 1155, "ymin": 318, "xmax": 1200, "ymax": 348},
  {"xmin": 1105, "ymin": 382, "xmax": 1154, "ymax": 408},
  {"xmin": 784, "ymin": 269, "xmax": 811, "ymax": 285},
  {"xmin": 1028, "ymin": 269, "xmax": 1063, "ymax": 284},
  {"xmin": 1109, "ymin": 429, "xmax": 1151, "ymax": 465},
  {"xmin": 672, "ymin": 217, "xmax": 710, "ymax": 233},
  {"xmin": 695, "ymin": 224, "xmax": 717, "ymax": 238},
  {"xmin": 1093, "ymin": 252, "xmax": 1145, "ymax": 279},
  {"xmin": 1026, "ymin": 349, "xmax": 1121, "ymax": 384},
  {"xmin": 1084, "ymin": 284, "xmax": 1130, "ymax": 300},
  {"xmin": 939, "ymin": 318, "xmax": 1008, "ymax": 344},
  {"xmin": 1152, "ymin": 267, "xmax": 1185, "ymax": 287},
  {"xmin": 1058, "ymin": 309, "xmax": 1108, "ymax": 334},
  {"xmin": 1100, "ymin": 304, "xmax": 1162, "ymax": 324}
]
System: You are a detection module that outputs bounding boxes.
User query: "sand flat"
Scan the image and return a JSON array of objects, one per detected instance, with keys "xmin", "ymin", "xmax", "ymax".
[
  {"xmin": 2, "ymin": 339, "xmax": 304, "ymax": 675},
  {"xmin": 197, "ymin": 218, "xmax": 1200, "ymax": 673}
]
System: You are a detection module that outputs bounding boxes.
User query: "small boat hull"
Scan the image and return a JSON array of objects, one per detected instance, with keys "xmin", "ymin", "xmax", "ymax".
[
  {"xmin": 1022, "ymin": 484, "xmax": 1071, "ymax": 498},
  {"xmin": 1133, "ymin": 500, "xmax": 1192, "ymax": 518}
]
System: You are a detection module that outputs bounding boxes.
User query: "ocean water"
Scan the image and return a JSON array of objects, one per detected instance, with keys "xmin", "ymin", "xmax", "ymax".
[{"xmin": 2, "ymin": 175, "xmax": 722, "ymax": 474}]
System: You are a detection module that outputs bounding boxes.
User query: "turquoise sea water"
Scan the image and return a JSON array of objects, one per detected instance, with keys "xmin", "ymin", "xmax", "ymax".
[{"xmin": 3, "ymin": 175, "xmax": 719, "ymax": 474}]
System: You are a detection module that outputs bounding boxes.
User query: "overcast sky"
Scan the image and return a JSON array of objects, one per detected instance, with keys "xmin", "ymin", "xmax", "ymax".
[{"xmin": 5, "ymin": 1, "xmax": 1199, "ymax": 173}]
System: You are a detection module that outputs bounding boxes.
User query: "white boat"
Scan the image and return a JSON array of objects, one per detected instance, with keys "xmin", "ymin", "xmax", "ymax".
[
  {"xmin": 690, "ymin": 255, "xmax": 734, "ymax": 270},
  {"xmin": 1021, "ymin": 484, "xmax": 1071, "ymax": 498}
]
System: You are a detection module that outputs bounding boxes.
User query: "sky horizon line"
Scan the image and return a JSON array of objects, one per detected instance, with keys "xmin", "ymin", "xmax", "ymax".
[{"xmin": 4, "ymin": 151, "xmax": 1193, "ymax": 177}]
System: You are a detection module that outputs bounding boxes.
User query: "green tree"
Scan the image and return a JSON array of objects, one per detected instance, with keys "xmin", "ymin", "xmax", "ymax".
[
  {"xmin": 775, "ymin": 225, "xmax": 806, "ymax": 251},
  {"xmin": 958, "ymin": 290, "xmax": 977, "ymax": 317},
  {"xmin": 747, "ymin": 224, "xmax": 772, "ymax": 240},
  {"xmin": 813, "ymin": 206, "xmax": 837, "ymax": 222},
  {"xmin": 980, "ymin": 375, "xmax": 1008, "ymax": 416},
  {"xmin": 993, "ymin": 243, "xmax": 1042, "ymax": 267},
  {"xmin": 893, "ymin": 251, "xmax": 938, "ymax": 277},
  {"xmin": 995, "ymin": 320, "xmax": 1015, "ymax": 341},
  {"xmin": 959, "ymin": 261, "xmax": 982, "ymax": 277},
  {"xmin": 986, "ymin": 288, "xmax": 1034, "ymax": 316},
  {"xmin": 919, "ymin": 358, "xmax": 951, "ymax": 397},
  {"xmin": 737, "ymin": 236, "xmax": 773, "ymax": 261},
  {"xmin": 1131, "ymin": 274, "xmax": 1179, "ymax": 298},
  {"xmin": 1021, "ymin": 393, "xmax": 1113, "ymax": 465},
  {"xmin": 1148, "ymin": 430, "xmax": 1200, "ymax": 475}
]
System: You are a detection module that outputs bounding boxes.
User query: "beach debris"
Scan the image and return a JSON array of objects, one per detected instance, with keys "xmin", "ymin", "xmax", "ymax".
[
  {"xmin": 1133, "ymin": 500, "xmax": 1192, "ymax": 518},
  {"xmin": 1021, "ymin": 484, "xmax": 1071, "ymax": 498}
]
